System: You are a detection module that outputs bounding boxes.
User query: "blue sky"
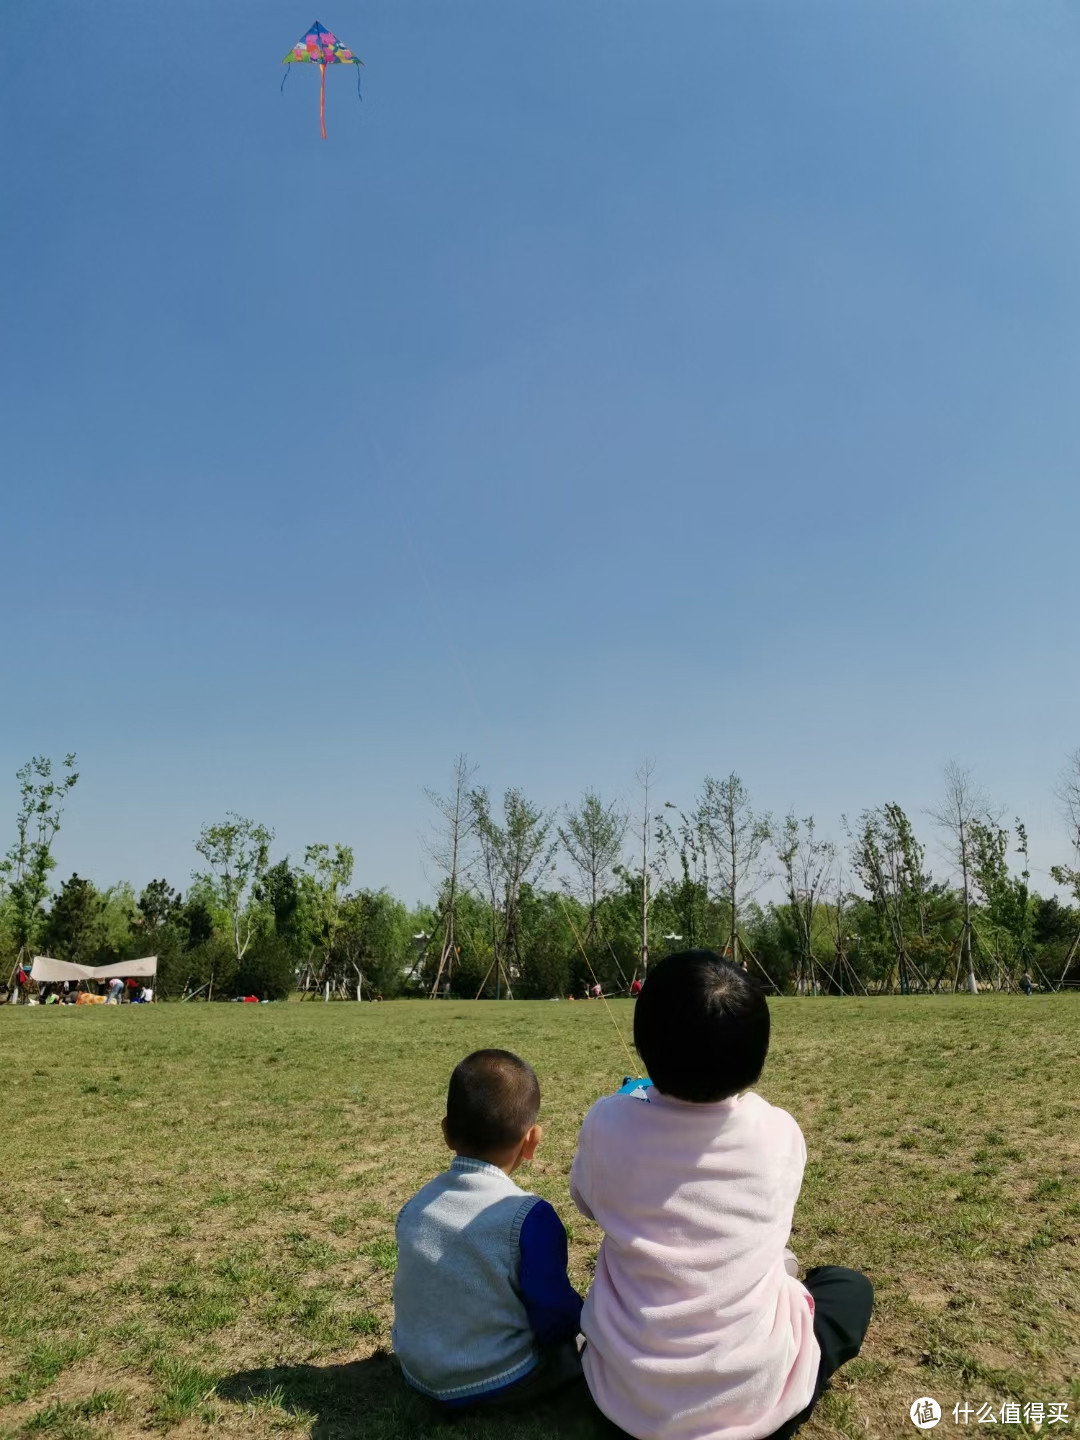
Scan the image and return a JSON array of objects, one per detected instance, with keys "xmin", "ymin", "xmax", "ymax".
[{"xmin": 3, "ymin": 1, "xmax": 1079, "ymax": 904}]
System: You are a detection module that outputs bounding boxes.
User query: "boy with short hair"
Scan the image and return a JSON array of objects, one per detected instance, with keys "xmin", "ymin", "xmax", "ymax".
[
  {"xmin": 393, "ymin": 1049, "xmax": 583, "ymax": 1409},
  {"xmin": 571, "ymin": 951, "xmax": 873, "ymax": 1440}
]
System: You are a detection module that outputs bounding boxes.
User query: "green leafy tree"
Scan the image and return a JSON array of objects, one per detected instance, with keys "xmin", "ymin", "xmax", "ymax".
[
  {"xmin": 741, "ymin": 901, "xmax": 796, "ymax": 992},
  {"xmin": 516, "ymin": 886, "xmax": 576, "ymax": 998},
  {"xmin": 176, "ymin": 933, "xmax": 237, "ymax": 1000},
  {"xmin": 654, "ymin": 802, "xmax": 714, "ymax": 950},
  {"xmin": 235, "ymin": 932, "xmax": 296, "ymax": 1000},
  {"xmin": 971, "ymin": 819, "xmax": 1031, "ymax": 983},
  {"xmin": 257, "ymin": 859, "xmax": 312, "ymax": 955},
  {"xmin": 427, "ymin": 887, "xmax": 493, "ymax": 997},
  {"xmin": 850, "ymin": 802, "xmax": 933, "ymax": 991},
  {"xmin": 1, "ymin": 754, "xmax": 79, "ymax": 965},
  {"xmin": 336, "ymin": 889, "xmax": 411, "ymax": 997},
  {"xmin": 301, "ymin": 843, "xmax": 354, "ymax": 986},
  {"xmin": 98, "ymin": 882, "xmax": 139, "ymax": 963},
  {"xmin": 594, "ymin": 875, "xmax": 649, "ymax": 993},
  {"xmin": 181, "ymin": 888, "xmax": 216, "ymax": 950},
  {"xmin": 775, "ymin": 814, "xmax": 836, "ymax": 994},
  {"xmin": 471, "ymin": 788, "xmax": 555, "ymax": 997},
  {"xmin": 140, "ymin": 879, "xmax": 229, "ymax": 999},
  {"xmin": 137, "ymin": 879, "xmax": 184, "ymax": 933},
  {"xmin": 1030, "ymin": 894, "xmax": 1079, "ymax": 986},
  {"xmin": 42, "ymin": 873, "xmax": 104, "ymax": 965},
  {"xmin": 133, "ymin": 880, "xmax": 204, "ymax": 997},
  {"xmin": 194, "ymin": 814, "xmax": 273, "ymax": 966},
  {"xmin": 1032, "ymin": 895, "xmax": 1075, "ymax": 946},
  {"xmin": 558, "ymin": 792, "xmax": 626, "ymax": 945},
  {"xmin": 697, "ymin": 774, "xmax": 771, "ymax": 964}
]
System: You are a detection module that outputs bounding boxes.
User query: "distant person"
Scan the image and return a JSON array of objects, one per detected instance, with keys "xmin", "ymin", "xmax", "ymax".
[
  {"xmin": 570, "ymin": 950, "xmax": 873, "ymax": 1440},
  {"xmin": 590, "ymin": 982, "xmax": 602, "ymax": 1000},
  {"xmin": 393, "ymin": 1049, "xmax": 583, "ymax": 1412},
  {"xmin": 629, "ymin": 977, "xmax": 643, "ymax": 998},
  {"xmin": 1021, "ymin": 970, "xmax": 1034, "ymax": 996},
  {"xmin": 106, "ymin": 977, "xmax": 124, "ymax": 1004}
]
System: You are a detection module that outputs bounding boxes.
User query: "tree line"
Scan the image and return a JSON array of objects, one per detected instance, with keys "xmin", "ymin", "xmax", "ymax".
[{"xmin": 3, "ymin": 751, "xmax": 1080, "ymax": 1001}]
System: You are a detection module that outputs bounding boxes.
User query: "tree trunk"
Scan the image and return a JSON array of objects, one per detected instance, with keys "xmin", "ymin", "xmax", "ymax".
[
  {"xmin": 961, "ymin": 820, "xmax": 977, "ymax": 993},
  {"xmin": 729, "ymin": 831, "xmax": 738, "ymax": 966}
]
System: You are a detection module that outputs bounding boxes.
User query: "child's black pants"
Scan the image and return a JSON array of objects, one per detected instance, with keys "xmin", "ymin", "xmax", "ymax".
[{"xmin": 762, "ymin": 1265, "xmax": 874, "ymax": 1440}]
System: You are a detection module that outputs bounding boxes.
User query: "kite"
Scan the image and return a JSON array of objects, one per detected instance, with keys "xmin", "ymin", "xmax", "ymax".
[{"xmin": 282, "ymin": 20, "xmax": 363, "ymax": 140}]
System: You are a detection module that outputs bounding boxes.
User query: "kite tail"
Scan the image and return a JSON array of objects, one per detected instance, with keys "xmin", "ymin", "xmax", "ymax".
[
  {"xmin": 319, "ymin": 61, "xmax": 327, "ymax": 139},
  {"xmin": 280, "ymin": 67, "xmax": 290, "ymax": 94},
  {"xmin": 356, "ymin": 64, "xmax": 363, "ymax": 102}
]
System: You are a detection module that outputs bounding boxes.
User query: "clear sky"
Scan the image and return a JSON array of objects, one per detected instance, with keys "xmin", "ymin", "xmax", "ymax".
[{"xmin": 3, "ymin": 1, "xmax": 1079, "ymax": 904}]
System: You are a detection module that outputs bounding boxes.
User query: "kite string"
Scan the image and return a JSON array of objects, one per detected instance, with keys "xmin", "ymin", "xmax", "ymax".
[
  {"xmin": 281, "ymin": 68, "xmax": 290, "ymax": 94},
  {"xmin": 593, "ymin": 913, "xmax": 632, "ymax": 991},
  {"xmin": 557, "ymin": 892, "xmax": 637, "ymax": 1073}
]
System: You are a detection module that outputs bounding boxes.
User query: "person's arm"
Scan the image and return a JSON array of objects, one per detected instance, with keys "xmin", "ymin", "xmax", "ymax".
[
  {"xmin": 776, "ymin": 1108, "xmax": 808, "ymax": 1268},
  {"xmin": 568, "ymin": 1160, "xmax": 594, "ymax": 1221},
  {"xmin": 517, "ymin": 1200, "xmax": 583, "ymax": 1346},
  {"xmin": 569, "ymin": 1108, "xmax": 596, "ymax": 1221}
]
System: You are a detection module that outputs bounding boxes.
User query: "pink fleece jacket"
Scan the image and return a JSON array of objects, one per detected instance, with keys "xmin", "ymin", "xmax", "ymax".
[{"xmin": 569, "ymin": 1088, "xmax": 819, "ymax": 1440}]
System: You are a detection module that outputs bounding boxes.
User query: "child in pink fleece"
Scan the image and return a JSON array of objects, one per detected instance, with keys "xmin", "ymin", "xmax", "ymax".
[{"xmin": 570, "ymin": 950, "xmax": 872, "ymax": 1440}]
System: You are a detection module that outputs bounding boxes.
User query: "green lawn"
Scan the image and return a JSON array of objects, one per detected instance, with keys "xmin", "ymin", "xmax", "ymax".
[{"xmin": 1, "ymin": 997, "xmax": 1077, "ymax": 1440}]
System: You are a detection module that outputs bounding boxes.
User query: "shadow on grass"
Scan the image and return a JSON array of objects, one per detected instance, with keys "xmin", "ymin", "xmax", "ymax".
[{"xmin": 217, "ymin": 1351, "xmax": 618, "ymax": 1440}]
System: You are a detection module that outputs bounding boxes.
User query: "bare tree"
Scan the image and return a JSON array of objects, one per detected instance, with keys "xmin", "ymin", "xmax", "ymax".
[
  {"xmin": 423, "ymin": 755, "xmax": 478, "ymax": 996},
  {"xmin": 930, "ymin": 763, "xmax": 991, "ymax": 994},
  {"xmin": 775, "ymin": 813, "xmax": 835, "ymax": 994},
  {"xmin": 470, "ymin": 787, "xmax": 555, "ymax": 998},
  {"xmin": 635, "ymin": 759, "xmax": 656, "ymax": 976},
  {"xmin": 698, "ymin": 774, "xmax": 771, "ymax": 965},
  {"xmin": 558, "ymin": 791, "xmax": 627, "ymax": 945},
  {"xmin": 1055, "ymin": 747, "xmax": 1080, "ymax": 860},
  {"xmin": 1050, "ymin": 748, "xmax": 1080, "ymax": 987}
]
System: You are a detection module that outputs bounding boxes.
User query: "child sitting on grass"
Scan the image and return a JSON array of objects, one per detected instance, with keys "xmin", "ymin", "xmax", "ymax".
[
  {"xmin": 393, "ymin": 1048, "xmax": 584, "ymax": 1410},
  {"xmin": 571, "ymin": 951, "xmax": 873, "ymax": 1440}
]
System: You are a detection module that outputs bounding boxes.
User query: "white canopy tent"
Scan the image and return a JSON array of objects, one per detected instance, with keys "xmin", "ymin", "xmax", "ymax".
[{"xmin": 30, "ymin": 956, "xmax": 157, "ymax": 983}]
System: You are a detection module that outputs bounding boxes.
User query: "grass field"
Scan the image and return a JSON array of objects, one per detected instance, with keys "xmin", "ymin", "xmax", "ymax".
[{"xmin": 1, "ymin": 997, "xmax": 1078, "ymax": 1440}]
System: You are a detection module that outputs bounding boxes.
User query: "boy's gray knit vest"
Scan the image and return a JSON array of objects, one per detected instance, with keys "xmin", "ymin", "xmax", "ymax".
[{"xmin": 393, "ymin": 1157, "xmax": 541, "ymax": 1401}]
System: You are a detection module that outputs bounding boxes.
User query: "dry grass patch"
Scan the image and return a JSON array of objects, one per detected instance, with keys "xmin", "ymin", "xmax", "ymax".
[{"xmin": 1, "ymin": 995, "xmax": 1077, "ymax": 1439}]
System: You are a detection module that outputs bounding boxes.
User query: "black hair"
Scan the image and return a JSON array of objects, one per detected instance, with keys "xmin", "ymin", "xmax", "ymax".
[
  {"xmin": 445, "ymin": 1049, "xmax": 541, "ymax": 1154},
  {"xmin": 633, "ymin": 950, "xmax": 770, "ymax": 1102}
]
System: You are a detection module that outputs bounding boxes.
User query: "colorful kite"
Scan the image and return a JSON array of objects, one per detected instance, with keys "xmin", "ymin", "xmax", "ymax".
[{"xmin": 282, "ymin": 21, "xmax": 363, "ymax": 140}]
